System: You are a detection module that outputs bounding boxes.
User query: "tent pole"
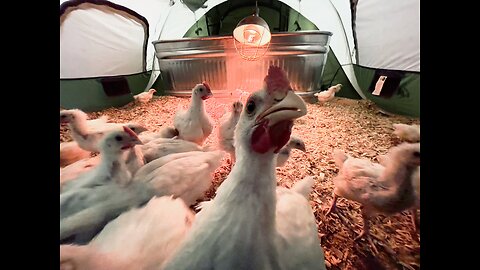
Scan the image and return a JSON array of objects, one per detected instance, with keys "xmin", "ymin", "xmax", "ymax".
[{"xmin": 142, "ymin": 2, "xmax": 176, "ymax": 93}]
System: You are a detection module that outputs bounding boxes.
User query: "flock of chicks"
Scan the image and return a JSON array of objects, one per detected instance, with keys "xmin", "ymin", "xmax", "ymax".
[{"xmin": 59, "ymin": 66, "xmax": 420, "ymax": 270}]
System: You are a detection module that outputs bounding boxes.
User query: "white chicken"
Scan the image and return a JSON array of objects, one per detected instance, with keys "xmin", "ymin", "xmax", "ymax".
[
  {"xmin": 86, "ymin": 118, "xmax": 148, "ymax": 137},
  {"xmin": 314, "ymin": 83, "xmax": 342, "ymax": 103},
  {"xmin": 60, "ymin": 181, "xmax": 156, "ymax": 244},
  {"xmin": 60, "ymin": 196, "xmax": 195, "ymax": 270},
  {"xmin": 411, "ymin": 167, "xmax": 420, "ymax": 231},
  {"xmin": 392, "ymin": 123, "xmax": 420, "ymax": 142},
  {"xmin": 60, "ymin": 127, "xmax": 149, "ymax": 243},
  {"xmin": 60, "ymin": 244, "xmax": 135, "ymax": 270},
  {"xmin": 133, "ymin": 88, "xmax": 156, "ymax": 104},
  {"xmin": 138, "ymin": 126, "xmax": 179, "ymax": 143},
  {"xmin": 412, "ymin": 167, "xmax": 420, "ymax": 208},
  {"xmin": 60, "ymin": 150, "xmax": 223, "ymax": 243},
  {"xmin": 95, "ymin": 196, "xmax": 193, "ymax": 268},
  {"xmin": 132, "ymin": 150, "xmax": 225, "ymax": 206},
  {"xmin": 60, "ymin": 141, "xmax": 91, "ymax": 168},
  {"xmin": 60, "ymin": 155, "xmax": 100, "ymax": 187},
  {"xmin": 173, "ymin": 82, "xmax": 213, "ymax": 145},
  {"xmin": 60, "ymin": 109, "xmax": 147, "ymax": 152},
  {"xmin": 133, "ymin": 151, "xmax": 205, "ymax": 180},
  {"xmin": 60, "ymin": 109, "xmax": 108, "ymax": 152},
  {"xmin": 61, "ymin": 126, "xmax": 143, "ymax": 193},
  {"xmin": 376, "ymin": 153, "xmax": 388, "ymax": 165},
  {"xmin": 140, "ymin": 137, "xmax": 203, "ymax": 163},
  {"xmin": 276, "ymin": 136, "xmax": 306, "ymax": 167},
  {"xmin": 198, "ymin": 175, "xmax": 325, "ymax": 269},
  {"xmin": 163, "ymin": 65, "xmax": 326, "ymax": 270},
  {"xmin": 60, "ymin": 145, "xmax": 145, "ymax": 187},
  {"xmin": 123, "ymin": 145, "xmax": 145, "ymax": 174},
  {"xmin": 60, "ymin": 122, "xmax": 146, "ymax": 179},
  {"xmin": 327, "ymin": 142, "xmax": 421, "ymax": 240},
  {"xmin": 217, "ymin": 101, "xmax": 243, "ymax": 162},
  {"xmin": 275, "ymin": 176, "xmax": 326, "ymax": 269},
  {"xmin": 377, "ymin": 153, "xmax": 420, "ymax": 231}
]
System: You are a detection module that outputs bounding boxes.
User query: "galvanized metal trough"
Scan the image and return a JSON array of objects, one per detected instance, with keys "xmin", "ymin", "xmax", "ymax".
[{"xmin": 153, "ymin": 31, "xmax": 332, "ymax": 99}]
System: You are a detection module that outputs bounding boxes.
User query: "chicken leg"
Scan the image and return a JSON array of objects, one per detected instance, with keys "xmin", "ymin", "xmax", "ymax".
[
  {"xmin": 325, "ymin": 193, "xmax": 338, "ymax": 216},
  {"xmin": 354, "ymin": 208, "xmax": 380, "ymax": 254},
  {"xmin": 354, "ymin": 208, "xmax": 370, "ymax": 241}
]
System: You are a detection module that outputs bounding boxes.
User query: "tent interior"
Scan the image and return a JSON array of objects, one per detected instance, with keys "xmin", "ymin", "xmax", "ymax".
[
  {"xmin": 60, "ymin": 0, "xmax": 419, "ymax": 117},
  {"xmin": 60, "ymin": 0, "xmax": 420, "ymax": 269}
]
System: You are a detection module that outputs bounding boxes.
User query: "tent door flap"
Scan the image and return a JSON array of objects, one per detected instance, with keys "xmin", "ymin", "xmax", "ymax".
[
  {"xmin": 369, "ymin": 69, "xmax": 405, "ymax": 98},
  {"xmin": 100, "ymin": 76, "xmax": 131, "ymax": 97}
]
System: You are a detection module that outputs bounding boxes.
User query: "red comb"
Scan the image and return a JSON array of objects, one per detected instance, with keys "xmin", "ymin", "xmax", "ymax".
[
  {"xmin": 202, "ymin": 81, "xmax": 211, "ymax": 92},
  {"xmin": 123, "ymin": 126, "xmax": 139, "ymax": 139},
  {"xmin": 264, "ymin": 66, "xmax": 291, "ymax": 94}
]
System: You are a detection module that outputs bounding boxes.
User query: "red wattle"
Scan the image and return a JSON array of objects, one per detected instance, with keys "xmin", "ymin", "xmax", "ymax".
[
  {"xmin": 251, "ymin": 121, "xmax": 271, "ymax": 154},
  {"xmin": 251, "ymin": 120, "xmax": 293, "ymax": 154}
]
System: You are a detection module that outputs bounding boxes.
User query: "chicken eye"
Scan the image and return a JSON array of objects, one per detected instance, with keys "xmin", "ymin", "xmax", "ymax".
[
  {"xmin": 199, "ymin": 88, "xmax": 204, "ymax": 92},
  {"xmin": 115, "ymin": 135, "xmax": 123, "ymax": 141},
  {"xmin": 246, "ymin": 100, "xmax": 256, "ymax": 114},
  {"xmin": 130, "ymin": 127, "xmax": 136, "ymax": 131}
]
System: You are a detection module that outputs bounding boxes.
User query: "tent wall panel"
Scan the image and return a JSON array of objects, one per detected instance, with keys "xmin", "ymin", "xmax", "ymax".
[
  {"xmin": 353, "ymin": 65, "xmax": 419, "ymax": 117},
  {"xmin": 60, "ymin": 72, "xmax": 151, "ymax": 112},
  {"xmin": 321, "ymin": 50, "xmax": 361, "ymax": 100},
  {"xmin": 60, "ymin": 0, "xmax": 419, "ymax": 117},
  {"xmin": 60, "ymin": 1, "xmax": 149, "ymax": 78},
  {"xmin": 353, "ymin": 0, "xmax": 420, "ymax": 72}
]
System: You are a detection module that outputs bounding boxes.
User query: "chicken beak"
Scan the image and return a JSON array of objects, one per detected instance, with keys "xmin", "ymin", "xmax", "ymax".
[
  {"xmin": 299, "ymin": 145, "xmax": 307, "ymax": 152},
  {"xmin": 132, "ymin": 137, "xmax": 143, "ymax": 145},
  {"xmin": 121, "ymin": 137, "xmax": 143, "ymax": 150},
  {"xmin": 200, "ymin": 81, "xmax": 213, "ymax": 100},
  {"xmin": 202, "ymin": 88, "xmax": 213, "ymax": 100},
  {"xmin": 257, "ymin": 91, "xmax": 307, "ymax": 126},
  {"xmin": 123, "ymin": 126, "xmax": 143, "ymax": 145}
]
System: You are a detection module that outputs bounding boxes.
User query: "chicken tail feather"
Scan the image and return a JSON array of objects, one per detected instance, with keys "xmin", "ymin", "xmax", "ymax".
[
  {"xmin": 333, "ymin": 149, "xmax": 348, "ymax": 168},
  {"xmin": 291, "ymin": 176, "xmax": 315, "ymax": 199}
]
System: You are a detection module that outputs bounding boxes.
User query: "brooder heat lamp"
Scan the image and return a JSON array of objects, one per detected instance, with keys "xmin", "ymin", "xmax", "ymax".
[{"xmin": 233, "ymin": 1, "xmax": 271, "ymax": 61}]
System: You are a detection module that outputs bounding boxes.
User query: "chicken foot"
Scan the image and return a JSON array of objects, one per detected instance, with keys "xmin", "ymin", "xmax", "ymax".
[
  {"xmin": 355, "ymin": 209, "xmax": 379, "ymax": 254},
  {"xmin": 354, "ymin": 210, "xmax": 370, "ymax": 241}
]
